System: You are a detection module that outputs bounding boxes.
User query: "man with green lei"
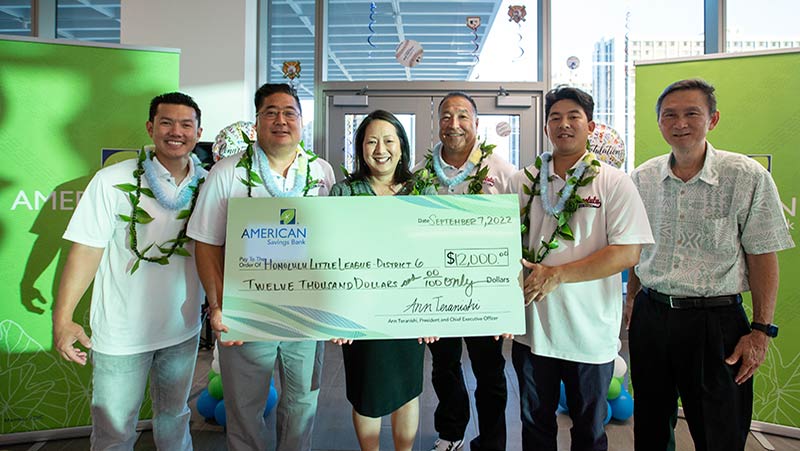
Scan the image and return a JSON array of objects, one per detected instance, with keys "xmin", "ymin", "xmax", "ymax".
[
  {"xmin": 509, "ymin": 86, "xmax": 652, "ymax": 450},
  {"xmin": 53, "ymin": 92, "xmax": 206, "ymax": 450},
  {"xmin": 188, "ymin": 83, "xmax": 334, "ymax": 451},
  {"xmin": 412, "ymin": 92, "xmax": 516, "ymax": 451}
]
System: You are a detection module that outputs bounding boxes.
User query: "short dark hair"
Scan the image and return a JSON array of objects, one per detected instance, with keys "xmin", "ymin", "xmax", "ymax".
[
  {"xmin": 254, "ymin": 83, "xmax": 302, "ymax": 115},
  {"xmin": 149, "ymin": 92, "xmax": 201, "ymax": 127},
  {"xmin": 349, "ymin": 110, "xmax": 413, "ymax": 184},
  {"xmin": 438, "ymin": 91, "xmax": 479, "ymax": 116},
  {"xmin": 656, "ymin": 78, "xmax": 717, "ymax": 116},
  {"xmin": 545, "ymin": 86, "xmax": 594, "ymax": 122}
]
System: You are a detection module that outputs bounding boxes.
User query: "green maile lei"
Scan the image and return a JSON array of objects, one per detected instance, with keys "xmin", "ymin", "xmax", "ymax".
[
  {"xmin": 236, "ymin": 132, "xmax": 318, "ymax": 197},
  {"xmin": 410, "ymin": 139, "xmax": 495, "ymax": 195},
  {"xmin": 520, "ymin": 149, "xmax": 600, "ymax": 263},
  {"xmin": 114, "ymin": 148, "xmax": 205, "ymax": 274}
]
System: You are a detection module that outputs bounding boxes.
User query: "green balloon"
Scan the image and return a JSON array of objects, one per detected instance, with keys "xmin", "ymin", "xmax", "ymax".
[
  {"xmin": 208, "ymin": 369, "xmax": 218, "ymax": 382},
  {"xmin": 607, "ymin": 377, "xmax": 622, "ymax": 400},
  {"xmin": 208, "ymin": 374, "xmax": 224, "ymax": 400}
]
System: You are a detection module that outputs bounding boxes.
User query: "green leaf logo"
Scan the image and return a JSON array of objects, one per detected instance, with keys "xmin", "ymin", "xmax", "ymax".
[{"xmin": 280, "ymin": 208, "xmax": 296, "ymax": 225}]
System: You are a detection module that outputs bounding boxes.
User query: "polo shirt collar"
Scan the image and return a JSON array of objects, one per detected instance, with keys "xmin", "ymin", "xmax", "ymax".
[
  {"xmin": 545, "ymin": 150, "xmax": 589, "ymax": 180},
  {"xmin": 437, "ymin": 141, "xmax": 480, "ymax": 171},
  {"xmin": 150, "ymin": 150, "xmax": 198, "ymax": 186}
]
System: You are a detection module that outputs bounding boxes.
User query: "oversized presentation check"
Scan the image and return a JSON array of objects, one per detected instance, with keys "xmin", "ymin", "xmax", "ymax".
[{"xmin": 221, "ymin": 194, "xmax": 525, "ymax": 341}]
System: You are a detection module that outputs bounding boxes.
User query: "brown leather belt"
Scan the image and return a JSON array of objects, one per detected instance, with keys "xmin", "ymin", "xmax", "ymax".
[{"xmin": 642, "ymin": 287, "xmax": 742, "ymax": 309}]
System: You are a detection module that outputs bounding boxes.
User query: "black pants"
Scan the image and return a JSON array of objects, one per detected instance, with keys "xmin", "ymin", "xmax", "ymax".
[
  {"xmin": 512, "ymin": 341, "xmax": 614, "ymax": 451},
  {"xmin": 629, "ymin": 289, "xmax": 753, "ymax": 451},
  {"xmin": 428, "ymin": 336, "xmax": 507, "ymax": 451}
]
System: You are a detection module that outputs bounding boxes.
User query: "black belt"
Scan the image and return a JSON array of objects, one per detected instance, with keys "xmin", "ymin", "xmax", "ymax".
[{"xmin": 642, "ymin": 287, "xmax": 742, "ymax": 309}]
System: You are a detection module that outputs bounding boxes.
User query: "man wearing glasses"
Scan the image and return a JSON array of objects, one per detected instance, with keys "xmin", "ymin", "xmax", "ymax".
[{"xmin": 188, "ymin": 83, "xmax": 335, "ymax": 451}]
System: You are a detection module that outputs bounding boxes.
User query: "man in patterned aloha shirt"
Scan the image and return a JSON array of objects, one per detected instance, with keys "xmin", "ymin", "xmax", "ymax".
[{"xmin": 626, "ymin": 78, "xmax": 795, "ymax": 451}]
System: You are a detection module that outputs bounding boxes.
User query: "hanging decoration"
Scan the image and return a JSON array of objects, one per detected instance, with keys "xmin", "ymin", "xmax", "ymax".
[
  {"xmin": 282, "ymin": 60, "xmax": 301, "ymax": 82},
  {"xmin": 508, "ymin": 5, "xmax": 526, "ymax": 60},
  {"xmin": 466, "ymin": 16, "xmax": 481, "ymax": 67},
  {"xmin": 395, "ymin": 39, "xmax": 424, "ymax": 68},
  {"xmin": 567, "ymin": 56, "xmax": 580, "ymax": 70},
  {"xmin": 589, "ymin": 123, "xmax": 626, "ymax": 169},
  {"xmin": 566, "ymin": 56, "xmax": 580, "ymax": 84},
  {"xmin": 508, "ymin": 5, "xmax": 526, "ymax": 23},
  {"xmin": 367, "ymin": 2, "xmax": 377, "ymax": 49},
  {"xmin": 496, "ymin": 121, "xmax": 512, "ymax": 138}
]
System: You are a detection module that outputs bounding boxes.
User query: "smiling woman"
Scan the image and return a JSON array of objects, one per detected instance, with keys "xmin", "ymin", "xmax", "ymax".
[
  {"xmin": 337, "ymin": 110, "xmax": 419, "ymax": 197},
  {"xmin": 328, "ymin": 109, "xmax": 436, "ymax": 451}
]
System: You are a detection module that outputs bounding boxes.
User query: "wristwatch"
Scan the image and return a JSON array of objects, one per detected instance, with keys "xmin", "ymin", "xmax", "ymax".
[{"xmin": 751, "ymin": 322, "xmax": 779, "ymax": 338}]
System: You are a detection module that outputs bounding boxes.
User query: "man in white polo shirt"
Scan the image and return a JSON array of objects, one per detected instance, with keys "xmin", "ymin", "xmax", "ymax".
[
  {"xmin": 53, "ymin": 92, "xmax": 206, "ymax": 450},
  {"xmin": 188, "ymin": 83, "xmax": 334, "ymax": 451},
  {"xmin": 413, "ymin": 92, "xmax": 516, "ymax": 451},
  {"xmin": 509, "ymin": 86, "xmax": 653, "ymax": 450}
]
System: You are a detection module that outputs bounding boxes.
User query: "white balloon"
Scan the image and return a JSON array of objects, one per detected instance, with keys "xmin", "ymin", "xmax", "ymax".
[
  {"xmin": 211, "ymin": 346, "xmax": 221, "ymax": 373},
  {"xmin": 613, "ymin": 355, "xmax": 628, "ymax": 378},
  {"xmin": 589, "ymin": 123, "xmax": 626, "ymax": 169},
  {"xmin": 617, "ymin": 338, "xmax": 622, "ymax": 352},
  {"xmin": 212, "ymin": 121, "xmax": 257, "ymax": 161}
]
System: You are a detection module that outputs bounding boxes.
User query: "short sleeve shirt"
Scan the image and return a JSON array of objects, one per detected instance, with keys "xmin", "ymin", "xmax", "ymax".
[
  {"xmin": 63, "ymin": 156, "xmax": 207, "ymax": 355},
  {"xmin": 631, "ymin": 143, "xmax": 794, "ymax": 297},
  {"xmin": 412, "ymin": 142, "xmax": 517, "ymax": 195},
  {"xmin": 509, "ymin": 154, "xmax": 654, "ymax": 363},
  {"xmin": 187, "ymin": 144, "xmax": 335, "ymax": 246}
]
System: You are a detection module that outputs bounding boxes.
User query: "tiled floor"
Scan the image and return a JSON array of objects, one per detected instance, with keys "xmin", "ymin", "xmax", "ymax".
[{"xmin": 3, "ymin": 340, "xmax": 800, "ymax": 450}]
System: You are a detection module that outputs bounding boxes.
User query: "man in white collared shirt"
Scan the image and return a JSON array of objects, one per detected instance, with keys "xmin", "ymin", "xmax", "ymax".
[
  {"xmin": 188, "ymin": 83, "xmax": 334, "ymax": 451},
  {"xmin": 53, "ymin": 92, "xmax": 206, "ymax": 450},
  {"xmin": 509, "ymin": 86, "xmax": 653, "ymax": 451},
  {"xmin": 413, "ymin": 92, "xmax": 516, "ymax": 451}
]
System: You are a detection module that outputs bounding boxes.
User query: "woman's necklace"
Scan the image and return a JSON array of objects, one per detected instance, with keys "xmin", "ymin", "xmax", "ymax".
[{"xmin": 369, "ymin": 179, "xmax": 400, "ymax": 196}]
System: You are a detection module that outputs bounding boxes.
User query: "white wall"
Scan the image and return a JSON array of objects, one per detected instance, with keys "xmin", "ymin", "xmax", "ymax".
[{"xmin": 121, "ymin": 0, "xmax": 258, "ymax": 138}]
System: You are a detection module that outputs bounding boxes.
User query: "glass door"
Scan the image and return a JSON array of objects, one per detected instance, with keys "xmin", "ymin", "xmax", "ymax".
[
  {"xmin": 434, "ymin": 95, "xmax": 540, "ymax": 169},
  {"xmin": 327, "ymin": 96, "xmax": 433, "ymax": 180},
  {"xmin": 326, "ymin": 88, "xmax": 542, "ymax": 183}
]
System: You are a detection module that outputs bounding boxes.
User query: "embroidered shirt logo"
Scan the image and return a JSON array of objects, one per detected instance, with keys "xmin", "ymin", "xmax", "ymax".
[
  {"xmin": 581, "ymin": 196, "xmax": 601, "ymax": 208},
  {"xmin": 483, "ymin": 176, "xmax": 496, "ymax": 187}
]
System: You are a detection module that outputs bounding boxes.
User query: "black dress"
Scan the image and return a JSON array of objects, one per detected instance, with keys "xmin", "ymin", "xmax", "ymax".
[{"xmin": 330, "ymin": 180, "xmax": 427, "ymax": 417}]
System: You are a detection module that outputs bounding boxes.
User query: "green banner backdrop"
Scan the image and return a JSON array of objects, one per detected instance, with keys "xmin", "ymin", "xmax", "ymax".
[
  {"xmin": 0, "ymin": 37, "xmax": 179, "ymax": 440},
  {"xmin": 635, "ymin": 49, "xmax": 800, "ymax": 432}
]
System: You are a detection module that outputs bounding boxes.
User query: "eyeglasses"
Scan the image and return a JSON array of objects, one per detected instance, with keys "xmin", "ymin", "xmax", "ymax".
[{"xmin": 257, "ymin": 109, "xmax": 300, "ymax": 121}]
